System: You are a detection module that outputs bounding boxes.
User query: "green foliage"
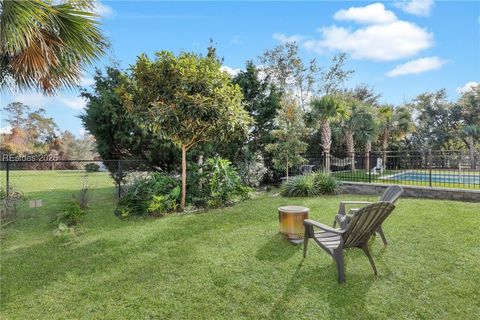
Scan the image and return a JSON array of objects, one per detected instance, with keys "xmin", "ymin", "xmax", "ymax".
[
  {"xmin": 116, "ymin": 173, "xmax": 180, "ymax": 218},
  {"xmin": 312, "ymin": 172, "xmax": 343, "ymax": 195},
  {"xmin": 280, "ymin": 172, "xmax": 342, "ymax": 197},
  {"xmin": 236, "ymin": 150, "xmax": 268, "ymax": 187},
  {"xmin": 81, "ymin": 66, "xmax": 180, "ymax": 178},
  {"xmin": 232, "ymin": 61, "xmax": 282, "ymax": 155},
  {"xmin": 117, "ymin": 50, "xmax": 252, "ymax": 209},
  {"xmin": 266, "ymin": 97, "xmax": 308, "ymax": 177},
  {"xmin": 0, "ymin": 0, "xmax": 106, "ymax": 93},
  {"xmin": 55, "ymin": 200, "xmax": 87, "ymax": 226},
  {"xmin": 204, "ymin": 157, "xmax": 252, "ymax": 208},
  {"xmin": 85, "ymin": 163, "xmax": 100, "ymax": 172},
  {"xmin": 280, "ymin": 174, "xmax": 319, "ymax": 197}
]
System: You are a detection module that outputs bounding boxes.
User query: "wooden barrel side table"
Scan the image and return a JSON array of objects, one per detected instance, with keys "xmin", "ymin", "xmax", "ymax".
[{"xmin": 278, "ymin": 206, "xmax": 309, "ymax": 244}]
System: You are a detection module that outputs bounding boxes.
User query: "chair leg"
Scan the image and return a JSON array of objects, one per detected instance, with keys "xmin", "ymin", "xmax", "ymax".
[
  {"xmin": 332, "ymin": 219, "xmax": 337, "ymax": 228},
  {"xmin": 333, "ymin": 249, "xmax": 345, "ymax": 283},
  {"xmin": 361, "ymin": 244, "xmax": 377, "ymax": 275},
  {"xmin": 303, "ymin": 228, "xmax": 309, "ymax": 258},
  {"xmin": 376, "ymin": 226, "xmax": 388, "ymax": 246}
]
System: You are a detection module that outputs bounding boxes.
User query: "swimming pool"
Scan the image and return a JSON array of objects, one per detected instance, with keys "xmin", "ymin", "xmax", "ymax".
[{"xmin": 384, "ymin": 171, "xmax": 480, "ymax": 185}]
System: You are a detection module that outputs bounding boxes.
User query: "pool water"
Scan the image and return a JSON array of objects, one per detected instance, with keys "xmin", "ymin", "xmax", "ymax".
[{"xmin": 387, "ymin": 172, "xmax": 480, "ymax": 185}]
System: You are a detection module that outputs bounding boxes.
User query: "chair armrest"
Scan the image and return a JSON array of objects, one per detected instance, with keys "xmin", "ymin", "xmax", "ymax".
[
  {"xmin": 340, "ymin": 201, "xmax": 373, "ymax": 205},
  {"xmin": 304, "ymin": 219, "xmax": 344, "ymax": 235},
  {"xmin": 337, "ymin": 201, "xmax": 372, "ymax": 216}
]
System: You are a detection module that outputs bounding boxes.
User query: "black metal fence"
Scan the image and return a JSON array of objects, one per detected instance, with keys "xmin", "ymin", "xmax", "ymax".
[
  {"xmin": 291, "ymin": 150, "xmax": 480, "ymax": 189},
  {"xmin": 1, "ymin": 150, "xmax": 478, "ymax": 220},
  {"xmin": 0, "ymin": 159, "xmax": 156, "ymax": 221}
]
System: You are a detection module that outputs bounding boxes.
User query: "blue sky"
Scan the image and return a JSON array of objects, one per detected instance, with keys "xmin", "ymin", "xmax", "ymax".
[{"xmin": 1, "ymin": 0, "xmax": 479, "ymax": 136}]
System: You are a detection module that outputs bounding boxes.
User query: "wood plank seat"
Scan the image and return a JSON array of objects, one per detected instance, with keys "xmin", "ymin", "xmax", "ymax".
[{"xmin": 304, "ymin": 202, "xmax": 396, "ymax": 283}]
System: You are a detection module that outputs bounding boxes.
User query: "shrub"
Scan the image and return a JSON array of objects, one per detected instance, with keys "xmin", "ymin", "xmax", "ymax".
[
  {"xmin": 116, "ymin": 173, "xmax": 180, "ymax": 218},
  {"xmin": 237, "ymin": 152, "xmax": 268, "ymax": 187},
  {"xmin": 281, "ymin": 172, "xmax": 342, "ymax": 197},
  {"xmin": 205, "ymin": 157, "xmax": 252, "ymax": 208},
  {"xmin": 280, "ymin": 175, "xmax": 319, "ymax": 197},
  {"xmin": 55, "ymin": 200, "xmax": 87, "ymax": 226},
  {"xmin": 312, "ymin": 172, "xmax": 342, "ymax": 195},
  {"xmin": 85, "ymin": 163, "xmax": 100, "ymax": 172}
]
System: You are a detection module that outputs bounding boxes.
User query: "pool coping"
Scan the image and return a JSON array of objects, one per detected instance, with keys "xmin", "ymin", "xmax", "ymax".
[{"xmin": 341, "ymin": 181, "xmax": 480, "ymax": 202}]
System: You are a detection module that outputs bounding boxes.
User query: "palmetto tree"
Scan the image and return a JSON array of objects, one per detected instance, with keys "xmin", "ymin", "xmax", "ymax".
[
  {"xmin": 377, "ymin": 104, "xmax": 394, "ymax": 165},
  {"xmin": 354, "ymin": 104, "xmax": 378, "ymax": 171},
  {"xmin": 0, "ymin": 0, "xmax": 106, "ymax": 94},
  {"xmin": 310, "ymin": 95, "xmax": 346, "ymax": 173}
]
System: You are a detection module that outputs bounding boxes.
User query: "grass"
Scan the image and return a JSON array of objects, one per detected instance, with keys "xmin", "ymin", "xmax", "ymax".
[
  {"xmin": 332, "ymin": 169, "xmax": 480, "ymax": 190},
  {"xmin": 1, "ymin": 171, "xmax": 479, "ymax": 319}
]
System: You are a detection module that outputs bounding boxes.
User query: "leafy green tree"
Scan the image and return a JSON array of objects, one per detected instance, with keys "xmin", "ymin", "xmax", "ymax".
[
  {"xmin": 0, "ymin": 0, "xmax": 106, "ymax": 93},
  {"xmin": 409, "ymin": 90, "xmax": 463, "ymax": 150},
  {"xmin": 319, "ymin": 53, "xmax": 354, "ymax": 96},
  {"xmin": 25, "ymin": 108, "xmax": 58, "ymax": 146},
  {"xmin": 266, "ymin": 97, "xmax": 308, "ymax": 181},
  {"xmin": 2, "ymin": 102, "xmax": 30, "ymax": 128},
  {"xmin": 233, "ymin": 61, "xmax": 282, "ymax": 155},
  {"xmin": 260, "ymin": 42, "xmax": 319, "ymax": 110},
  {"xmin": 458, "ymin": 84, "xmax": 480, "ymax": 168},
  {"xmin": 81, "ymin": 66, "xmax": 180, "ymax": 177},
  {"xmin": 119, "ymin": 51, "xmax": 251, "ymax": 209},
  {"xmin": 310, "ymin": 95, "xmax": 346, "ymax": 173}
]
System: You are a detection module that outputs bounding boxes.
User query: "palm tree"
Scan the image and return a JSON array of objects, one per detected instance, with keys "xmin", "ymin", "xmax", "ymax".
[
  {"xmin": 354, "ymin": 104, "xmax": 378, "ymax": 171},
  {"xmin": 310, "ymin": 95, "xmax": 346, "ymax": 173},
  {"xmin": 0, "ymin": 0, "xmax": 106, "ymax": 94},
  {"xmin": 377, "ymin": 105, "xmax": 394, "ymax": 165}
]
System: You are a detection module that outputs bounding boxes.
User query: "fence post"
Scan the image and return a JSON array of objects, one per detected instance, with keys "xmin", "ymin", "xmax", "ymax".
[
  {"xmin": 368, "ymin": 151, "xmax": 372, "ymax": 183},
  {"xmin": 117, "ymin": 160, "xmax": 122, "ymax": 199},
  {"xmin": 6, "ymin": 160, "xmax": 10, "ymax": 197},
  {"xmin": 428, "ymin": 149, "xmax": 432, "ymax": 187}
]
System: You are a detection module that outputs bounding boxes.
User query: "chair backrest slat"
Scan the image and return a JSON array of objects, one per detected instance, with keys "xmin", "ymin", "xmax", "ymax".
[
  {"xmin": 343, "ymin": 202, "xmax": 395, "ymax": 248},
  {"xmin": 379, "ymin": 185, "xmax": 404, "ymax": 203}
]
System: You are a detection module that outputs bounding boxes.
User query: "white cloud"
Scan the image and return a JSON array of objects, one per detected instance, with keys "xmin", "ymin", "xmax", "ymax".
[
  {"xmin": 394, "ymin": 0, "xmax": 434, "ymax": 17},
  {"xmin": 457, "ymin": 81, "xmax": 479, "ymax": 94},
  {"xmin": 93, "ymin": 1, "xmax": 115, "ymax": 18},
  {"xmin": 0, "ymin": 125, "xmax": 12, "ymax": 134},
  {"xmin": 58, "ymin": 97, "xmax": 87, "ymax": 111},
  {"xmin": 386, "ymin": 56, "xmax": 446, "ymax": 77},
  {"xmin": 221, "ymin": 66, "xmax": 241, "ymax": 76},
  {"xmin": 273, "ymin": 33, "xmax": 306, "ymax": 44},
  {"xmin": 334, "ymin": 3, "xmax": 397, "ymax": 25},
  {"xmin": 79, "ymin": 75, "xmax": 95, "ymax": 87},
  {"xmin": 9, "ymin": 92, "xmax": 87, "ymax": 111},
  {"xmin": 304, "ymin": 21, "xmax": 433, "ymax": 61}
]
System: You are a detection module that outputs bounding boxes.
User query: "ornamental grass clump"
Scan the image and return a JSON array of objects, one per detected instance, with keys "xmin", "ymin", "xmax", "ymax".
[{"xmin": 281, "ymin": 172, "xmax": 342, "ymax": 197}]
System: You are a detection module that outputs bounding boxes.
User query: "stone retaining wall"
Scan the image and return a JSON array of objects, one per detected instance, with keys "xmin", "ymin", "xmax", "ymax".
[{"xmin": 342, "ymin": 182, "xmax": 480, "ymax": 202}]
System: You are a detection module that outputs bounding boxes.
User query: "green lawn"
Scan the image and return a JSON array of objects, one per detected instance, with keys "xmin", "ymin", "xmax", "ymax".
[{"xmin": 1, "ymin": 172, "xmax": 479, "ymax": 319}]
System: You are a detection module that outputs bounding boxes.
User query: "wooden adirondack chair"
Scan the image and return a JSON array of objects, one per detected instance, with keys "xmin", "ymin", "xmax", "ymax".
[
  {"xmin": 303, "ymin": 202, "xmax": 396, "ymax": 283},
  {"xmin": 333, "ymin": 185, "xmax": 403, "ymax": 245}
]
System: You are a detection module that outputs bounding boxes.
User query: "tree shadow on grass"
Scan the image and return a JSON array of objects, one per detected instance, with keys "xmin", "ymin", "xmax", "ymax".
[
  {"xmin": 255, "ymin": 233, "xmax": 301, "ymax": 262},
  {"xmin": 268, "ymin": 248, "xmax": 378, "ymax": 319}
]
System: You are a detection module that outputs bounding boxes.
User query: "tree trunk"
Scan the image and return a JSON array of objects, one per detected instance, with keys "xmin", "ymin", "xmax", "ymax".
[
  {"xmin": 467, "ymin": 135, "xmax": 476, "ymax": 169},
  {"xmin": 345, "ymin": 129, "xmax": 355, "ymax": 172},
  {"xmin": 364, "ymin": 140, "xmax": 371, "ymax": 171},
  {"xmin": 197, "ymin": 154, "xmax": 204, "ymax": 191},
  {"xmin": 286, "ymin": 154, "xmax": 289, "ymax": 182},
  {"xmin": 181, "ymin": 144, "xmax": 187, "ymax": 210},
  {"xmin": 321, "ymin": 120, "xmax": 331, "ymax": 173},
  {"xmin": 382, "ymin": 131, "xmax": 388, "ymax": 167}
]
